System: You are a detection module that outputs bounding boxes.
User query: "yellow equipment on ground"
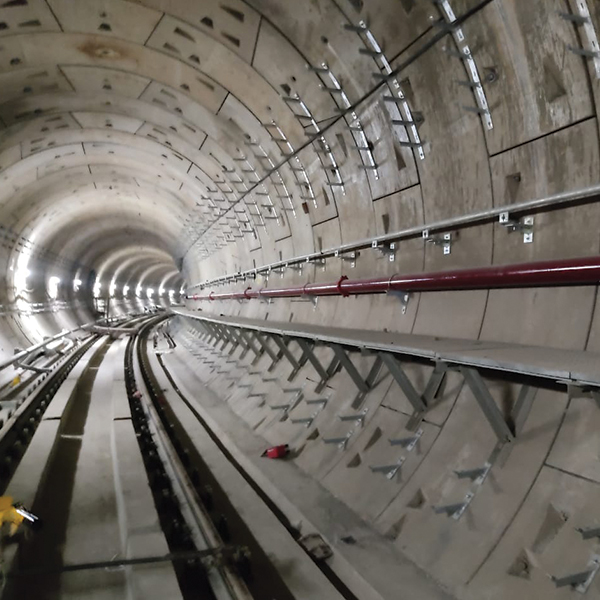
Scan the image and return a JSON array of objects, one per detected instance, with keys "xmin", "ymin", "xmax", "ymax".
[{"xmin": 0, "ymin": 497, "xmax": 25, "ymax": 538}]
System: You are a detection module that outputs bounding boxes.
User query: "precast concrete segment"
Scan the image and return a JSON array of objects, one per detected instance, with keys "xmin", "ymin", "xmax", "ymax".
[{"xmin": 189, "ymin": 184, "xmax": 600, "ymax": 290}]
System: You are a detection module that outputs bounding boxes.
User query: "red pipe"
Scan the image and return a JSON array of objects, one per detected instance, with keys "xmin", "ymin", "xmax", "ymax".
[{"xmin": 189, "ymin": 256, "xmax": 600, "ymax": 302}]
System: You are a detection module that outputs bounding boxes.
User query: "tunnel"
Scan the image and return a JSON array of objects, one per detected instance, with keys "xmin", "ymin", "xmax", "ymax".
[{"xmin": 0, "ymin": 0, "xmax": 598, "ymax": 598}]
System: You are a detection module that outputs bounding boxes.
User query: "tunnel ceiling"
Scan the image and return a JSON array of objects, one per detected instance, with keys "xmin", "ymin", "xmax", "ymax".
[
  {"xmin": 0, "ymin": 0, "xmax": 596, "ymax": 306},
  {"xmin": 0, "ymin": 0, "xmax": 487, "ymax": 303}
]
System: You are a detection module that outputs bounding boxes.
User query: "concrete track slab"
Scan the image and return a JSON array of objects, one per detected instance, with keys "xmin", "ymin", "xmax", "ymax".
[
  {"xmin": 61, "ymin": 340, "xmax": 180, "ymax": 599},
  {"xmin": 44, "ymin": 337, "xmax": 108, "ymax": 420}
]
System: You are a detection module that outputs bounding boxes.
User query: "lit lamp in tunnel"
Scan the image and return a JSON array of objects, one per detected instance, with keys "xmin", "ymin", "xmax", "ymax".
[
  {"xmin": 158, "ymin": 286, "xmax": 165, "ymax": 296},
  {"xmin": 122, "ymin": 284, "xmax": 129, "ymax": 296},
  {"xmin": 48, "ymin": 276, "xmax": 60, "ymax": 300},
  {"xmin": 73, "ymin": 278, "xmax": 82, "ymax": 292},
  {"xmin": 109, "ymin": 281, "xmax": 116, "ymax": 297},
  {"xmin": 135, "ymin": 284, "xmax": 142, "ymax": 298},
  {"xmin": 14, "ymin": 267, "xmax": 32, "ymax": 315},
  {"xmin": 146, "ymin": 287, "xmax": 154, "ymax": 299},
  {"xmin": 14, "ymin": 268, "xmax": 31, "ymax": 294},
  {"xmin": 92, "ymin": 279, "xmax": 102, "ymax": 298},
  {"xmin": 168, "ymin": 289, "xmax": 175, "ymax": 301}
]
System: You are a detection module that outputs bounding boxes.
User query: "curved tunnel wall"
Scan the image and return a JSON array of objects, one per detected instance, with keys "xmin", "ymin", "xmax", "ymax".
[{"xmin": 0, "ymin": 0, "xmax": 598, "ymax": 598}]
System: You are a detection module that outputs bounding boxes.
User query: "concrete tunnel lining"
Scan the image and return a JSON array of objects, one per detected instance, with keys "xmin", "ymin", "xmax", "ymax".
[{"xmin": 0, "ymin": 0, "xmax": 597, "ymax": 598}]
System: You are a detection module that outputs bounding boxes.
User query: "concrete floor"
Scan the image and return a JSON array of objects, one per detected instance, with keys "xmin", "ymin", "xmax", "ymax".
[
  {"xmin": 2, "ymin": 337, "xmax": 180, "ymax": 600},
  {"xmin": 0, "ymin": 0, "xmax": 597, "ymax": 598}
]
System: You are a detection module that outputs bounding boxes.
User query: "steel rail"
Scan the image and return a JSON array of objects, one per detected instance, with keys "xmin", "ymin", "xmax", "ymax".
[{"xmin": 0, "ymin": 313, "xmax": 139, "ymax": 372}]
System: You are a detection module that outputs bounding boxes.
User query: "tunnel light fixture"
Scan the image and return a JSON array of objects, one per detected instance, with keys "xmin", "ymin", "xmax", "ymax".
[
  {"xmin": 93, "ymin": 280, "xmax": 102, "ymax": 298},
  {"xmin": 14, "ymin": 268, "xmax": 31, "ymax": 294},
  {"xmin": 158, "ymin": 286, "xmax": 165, "ymax": 296},
  {"xmin": 135, "ymin": 284, "xmax": 142, "ymax": 298},
  {"xmin": 48, "ymin": 276, "xmax": 61, "ymax": 300},
  {"xmin": 73, "ymin": 278, "xmax": 82, "ymax": 292},
  {"xmin": 146, "ymin": 287, "xmax": 154, "ymax": 299},
  {"xmin": 123, "ymin": 284, "xmax": 130, "ymax": 296},
  {"xmin": 109, "ymin": 282, "xmax": 116, "ymax": 297}
]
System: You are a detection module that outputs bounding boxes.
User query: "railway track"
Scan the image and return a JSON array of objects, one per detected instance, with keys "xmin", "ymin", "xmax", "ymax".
[
  {"xmin": 129, "ymin": 315, "xmax": 297, "ymax": 600},
  {"xmin": 0, "ymin": 314, "xmax": 348, "ymax": 600},
  {"xmin": 0, "ymin": 333, "xmax": 99, "ymax": 495}
]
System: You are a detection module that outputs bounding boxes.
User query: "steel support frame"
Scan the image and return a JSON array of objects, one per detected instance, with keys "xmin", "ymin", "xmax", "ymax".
[
  {"xmin": 236, "ymin": 330, "xmax": 262, "ymax": 363},
  {"xmin": 179, "ymin": 314, "xmax": 546, "ymax": 448},
  {"xmin": 295, "ymin": 338, "xmax": 332, "ymax": 389},
  {"xmin": 253, "ymin": 332, "xmax": 279, "ymax": 370},
  {"xmin": 379, "ymin": 352, "xmax": 428, "ymax": 414},
  {"xmin": 330, "ymin": 344, "xmax": 370, "ymax": 394},
  {"xmin": 268, "ymin": 334, "xmax": 302, "ymax": 380},
  {"xmin": 461, "ymin": 367, "xmax": 515, "ymax": 442}
]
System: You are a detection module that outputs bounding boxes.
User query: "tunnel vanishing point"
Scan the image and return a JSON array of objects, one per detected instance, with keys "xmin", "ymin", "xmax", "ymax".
[{"xmin": 0, "ymin": 0, "xmax": 599, "ymax": 599}]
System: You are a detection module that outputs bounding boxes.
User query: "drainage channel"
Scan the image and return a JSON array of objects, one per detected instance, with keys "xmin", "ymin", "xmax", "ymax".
[
  {"xmin": 2, "ymin": 337, "xmax": 112, "ymax": 600},
  {"xmin": 133, "ymin": 317, "xmax": 297, "ymax": 600}
]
